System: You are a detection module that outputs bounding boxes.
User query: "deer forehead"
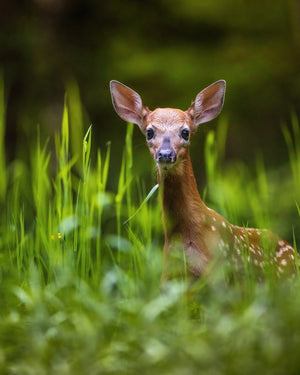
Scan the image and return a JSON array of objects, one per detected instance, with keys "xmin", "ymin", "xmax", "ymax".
[{"xmin": 145, "ymin": 108, "xmax": 192, "ymax": 132}]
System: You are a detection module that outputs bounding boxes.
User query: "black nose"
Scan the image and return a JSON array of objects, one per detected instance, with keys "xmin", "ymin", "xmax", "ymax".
[{"xmin": 157, "ymin": 149, "xmax": 176, "ymax": 163}]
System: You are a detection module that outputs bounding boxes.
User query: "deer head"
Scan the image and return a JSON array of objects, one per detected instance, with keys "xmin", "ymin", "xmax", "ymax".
[{"xmin": 110, "ymin": 80, "xmax": 226, "ymax": 174}]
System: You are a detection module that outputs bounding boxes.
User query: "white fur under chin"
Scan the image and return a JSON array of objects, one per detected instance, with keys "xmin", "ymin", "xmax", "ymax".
[
  {"xmin": 156, "ymin": 160, "xmax": 185, "ymax": 178},
  {"xmin": 157, "ymin": 162, "xmax": 173, "ymax": 171}
]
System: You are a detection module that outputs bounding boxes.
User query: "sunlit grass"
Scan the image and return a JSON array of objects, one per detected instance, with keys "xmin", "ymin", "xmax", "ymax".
[{"xmin": 0, "ymin": 85, "xmax": 300, "ymax": 374}]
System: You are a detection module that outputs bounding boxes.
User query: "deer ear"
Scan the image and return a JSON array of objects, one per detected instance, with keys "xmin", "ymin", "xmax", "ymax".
[
  {"xmin": 110, "ymin": 80, "xmax": 149, "ymax": 127},
  {"xmin": 186, "ymin": 80, "xmax": 226, "ymax": 126}
]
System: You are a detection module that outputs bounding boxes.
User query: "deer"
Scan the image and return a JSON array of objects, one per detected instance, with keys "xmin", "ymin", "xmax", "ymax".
[{"xmin": 110, "ymin": 80, "xmax": 297, "ymax": 282}]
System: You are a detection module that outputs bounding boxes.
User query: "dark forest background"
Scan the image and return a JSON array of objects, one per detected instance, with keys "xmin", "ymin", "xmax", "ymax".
[{"xmin": 1, "ymin": 0, "xmax": 299, "ymax": 186}]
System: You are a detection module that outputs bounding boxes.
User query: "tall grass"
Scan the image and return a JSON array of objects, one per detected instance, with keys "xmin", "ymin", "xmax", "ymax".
[
  {"xmin": 0, "ymin": 72, "xmax": 7, "ymax": 201},
  {"xmin": 0, "ymin": 87, "xmax": 300, "ymax": 374}
]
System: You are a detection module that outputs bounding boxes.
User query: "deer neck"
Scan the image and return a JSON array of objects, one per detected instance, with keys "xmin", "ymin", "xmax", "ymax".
[{"xmin": 158, "ymin": 152, "xmax": 206, "ymax": 241}]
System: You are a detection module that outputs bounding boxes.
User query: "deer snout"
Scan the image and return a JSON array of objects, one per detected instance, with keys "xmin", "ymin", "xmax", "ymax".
[
  {"xmin": 157, "ymin": 148, "xmax": 177, "ymax": 163},
  {"xmin": 155, "ymin": 136, "xmax": 176, "ymax": 163}
]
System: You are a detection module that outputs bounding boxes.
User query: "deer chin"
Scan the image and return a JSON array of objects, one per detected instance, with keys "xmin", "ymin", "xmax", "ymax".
[
  {"xmin": 156, "ymin": 160, "xmax": 174, "ymax": 173},
  {"xmin": 156, "ymin": 159, "xmax": 184, "ymax": 176}
]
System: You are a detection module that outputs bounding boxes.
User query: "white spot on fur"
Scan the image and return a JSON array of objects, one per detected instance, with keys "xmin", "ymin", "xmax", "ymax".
[
  {"xmin": 211, "ymin": 226, "xmax": 216, "ymax": 232},
  {"xmin": 276, "ymin": 247, "xmax": 290, "ymax": 258}
]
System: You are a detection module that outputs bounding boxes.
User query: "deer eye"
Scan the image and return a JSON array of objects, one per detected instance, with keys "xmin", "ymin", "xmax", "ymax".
[
  {"xmin": 146, "ymin": 128, "xmax": 154, "ymax": 140},
  {"xmin": 181, "ymin": 129, "xmax": 190, "ymax": 141}
]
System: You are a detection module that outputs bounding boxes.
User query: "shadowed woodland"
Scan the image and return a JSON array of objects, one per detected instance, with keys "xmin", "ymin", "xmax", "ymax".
[{"xmin": 2, "ymin": 0, "xmax": 299, "ymax": 168}]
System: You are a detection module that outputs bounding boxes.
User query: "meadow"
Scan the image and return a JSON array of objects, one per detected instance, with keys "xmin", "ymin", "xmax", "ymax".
[{"xmin": 0, "ymin": 81, "xmax": 300, "ymax": 374}]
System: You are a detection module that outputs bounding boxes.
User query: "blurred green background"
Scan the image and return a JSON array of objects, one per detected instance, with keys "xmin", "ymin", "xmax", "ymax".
[
  {"xmin": 1, "ymin": 0, "xmax": 299, "ymax": 184},
  {"xmin": 1, "ymin": 4, "xmax": 300, "ymax": 372}
]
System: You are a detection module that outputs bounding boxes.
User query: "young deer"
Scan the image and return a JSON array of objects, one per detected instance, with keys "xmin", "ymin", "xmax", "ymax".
[{"xmin": 110, "ymin": 80, "xmax": 297, "ymax": 281}]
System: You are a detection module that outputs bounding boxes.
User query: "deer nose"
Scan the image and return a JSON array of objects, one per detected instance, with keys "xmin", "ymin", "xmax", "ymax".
[{"xmin": 157, "ymin": 149, "xmax": 177, "ymax": 163}]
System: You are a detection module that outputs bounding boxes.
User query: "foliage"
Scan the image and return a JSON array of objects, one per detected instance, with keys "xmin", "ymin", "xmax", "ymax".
[{"xmin": 0, "ymin": 87, "xmax": 300, "ymax": 374}]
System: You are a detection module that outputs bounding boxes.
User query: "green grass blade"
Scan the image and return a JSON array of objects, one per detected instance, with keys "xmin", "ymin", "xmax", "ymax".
[
  {"xmin": 66, "ymin": 80, "xmax": 84, "ymax": 176},
  {"xmin": 0, "ymin": 71, "xmax": 7, "ymax": 200},
  {"xmin": 123, "ymin": 183, "xmax": 159, "ymax": 224}
]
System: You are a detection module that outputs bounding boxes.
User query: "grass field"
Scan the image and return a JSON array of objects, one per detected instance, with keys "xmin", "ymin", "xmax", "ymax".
[{"xmin": 0, "ymin": 81, "xmax": 300, "ymax": 374}]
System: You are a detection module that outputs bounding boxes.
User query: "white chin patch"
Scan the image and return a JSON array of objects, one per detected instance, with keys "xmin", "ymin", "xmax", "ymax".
[{"xmin": 157, "ymin": 162, "xmax": 174, "ymax": 173}]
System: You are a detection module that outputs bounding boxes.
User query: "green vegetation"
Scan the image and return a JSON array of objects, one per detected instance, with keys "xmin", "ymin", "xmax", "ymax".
[{"xmin": 1, "ymin": 84, "xmax": 300, "ymax": 374}]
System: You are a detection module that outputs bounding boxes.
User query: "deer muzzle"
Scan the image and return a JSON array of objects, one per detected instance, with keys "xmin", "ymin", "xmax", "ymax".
[{"xmin": 156, "ymin": 137, "xmax": 177, "ymax": 164}]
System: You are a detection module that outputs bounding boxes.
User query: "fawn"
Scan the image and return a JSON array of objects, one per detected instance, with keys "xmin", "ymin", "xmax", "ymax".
[{"xmin": 110, "ymin": 80, "xmax": 296, "ymax": 281}]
